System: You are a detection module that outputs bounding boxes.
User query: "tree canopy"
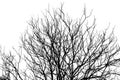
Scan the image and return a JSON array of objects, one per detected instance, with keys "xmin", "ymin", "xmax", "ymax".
[{"xmin": 1, "ymin": 5, "xmax": 120, "ymax": 80}]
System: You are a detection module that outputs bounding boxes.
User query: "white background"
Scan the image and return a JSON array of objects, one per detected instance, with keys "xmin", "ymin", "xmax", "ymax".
[{"xmin": 0, "ymin": 0, "xmax": 120, "ymax": 51}]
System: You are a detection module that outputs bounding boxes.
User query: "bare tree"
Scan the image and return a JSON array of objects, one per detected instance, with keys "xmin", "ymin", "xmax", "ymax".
[
  {"xmin": 21, "ymin": 5, "xmax": 120, "ymax": 80},
  {"xmin": 1, "ymin": 5, "xmax": 120, "ymax": 80}
]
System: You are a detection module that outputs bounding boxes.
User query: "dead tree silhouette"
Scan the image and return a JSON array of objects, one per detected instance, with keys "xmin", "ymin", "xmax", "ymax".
[{"xmin": 1, "ymin": 5, "xmax": 120, "ymax": 80}]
